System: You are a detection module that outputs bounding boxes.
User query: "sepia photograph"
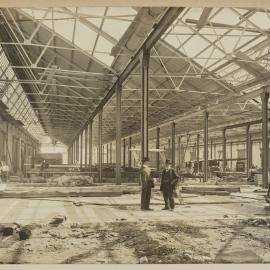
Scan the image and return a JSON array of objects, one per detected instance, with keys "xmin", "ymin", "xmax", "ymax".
[{"xmin": 0, "ymin": 0, "xmax": 270, "ymax": 265}]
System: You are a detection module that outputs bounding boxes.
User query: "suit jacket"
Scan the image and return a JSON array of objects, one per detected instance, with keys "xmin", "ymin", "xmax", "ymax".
[{"xmin": 160, "ymin": 168, "xmax": 179, "ymax": 191}]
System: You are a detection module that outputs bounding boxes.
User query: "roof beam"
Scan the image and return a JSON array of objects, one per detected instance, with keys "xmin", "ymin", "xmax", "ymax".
[
  {"xmin": 233, "ymin": 51, "xmax": 270, "ymax": 78},
  {"xmin": 186, "ymin": 19, "xmax": 268, "ymax": 34},
  {"xmin": 196, "ymin": 8, "xmax": 212, "ymax": 29}
]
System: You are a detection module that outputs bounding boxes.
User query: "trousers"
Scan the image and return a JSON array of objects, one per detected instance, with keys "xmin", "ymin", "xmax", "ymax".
[
  {"xmin": 141, "ymin": 184, "xmax": 152, "ymax": 210},
  {"xmin": 1, "ymin": 172, "xmax": 8, "ymax": 182},
  {"xmin": 163, "ymin": 183, "xmax": 174, "ymax": 209}
]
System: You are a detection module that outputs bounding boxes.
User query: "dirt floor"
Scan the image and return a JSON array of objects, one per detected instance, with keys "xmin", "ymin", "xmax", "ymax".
[
  {"xmin": 0, "ymin": 217, "xmax": 270, "ymax": 264},
  {"xmin": 0, "ymin": 183, "xmax": 270, "ymax": 264}
]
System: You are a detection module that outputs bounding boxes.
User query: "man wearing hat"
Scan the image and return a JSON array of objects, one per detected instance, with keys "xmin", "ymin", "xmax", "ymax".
[
  {"xmin": 160, "ymin": 159, "xmax": 179, "ymax": 210},
  {"xmin": 140, "ymin": 157, "xmax": 154, "ymax": 210}
]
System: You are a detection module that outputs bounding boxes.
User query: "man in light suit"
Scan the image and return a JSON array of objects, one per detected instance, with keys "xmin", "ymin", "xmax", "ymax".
[{"xmin": 140, "ymin": 157, "xmax": 154, "ymax": 211}]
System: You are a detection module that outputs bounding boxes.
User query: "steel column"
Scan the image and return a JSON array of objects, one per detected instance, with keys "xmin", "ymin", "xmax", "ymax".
[
  {"xmin": 178, "ymin": 136, "xmax": 181, "ymax": 169},
  {"xmin": 230, "ymin": 142, "xmax": 233, "ymax": 169},
  {"xmin": 73, "ymin": 143, "xmax": 75, "ymax": 164},
  {"xmin": 80, "ymin": 132, "xmax": 83, "ymax": 168},
  {"xmin": 73, "ymin": 142, "xmax": 76, "ymax": 163},
  {"xmin": 103, "ymin": 145, "xmax": 105, "ymax": 166},
  {"xmin": 246, "ymin": 124, "xmax": 250, "ymax": 175},
  {"xmin": 210, "ymin": 138, "xmax": 213, "ymax": 160},
  {"xmin": 75, "ymin": 139, "xmax": 77, "ymax": 164},
  {"xmin": 172, "ymin": 122, "xmax": 176, "ymax": 168},
  {"xmin": 88, "ymin": 121, "xmax": 92, "ymax": 171},
  {"xmin": 75, "ymin": 139, "xmax": 77, "ymax": 163},
  {"xmin": 123, "ymin": 139, "xmax": 126, "ymax": 168},
  {"xmin": 72, "ymin": 142, "xmax": 74, "ymax": 164},
  {"xmin": 68, "ymin": 147, "xmax": 70, "ymax": 164},
  {"xmin": 77, "ymin": 137, "xmax": 79, "ymax": 164},
  {"xmin": 204, "ymin": 111, "xmax": 209, "ymax": 182},
  {"xmin": 141, "ymin": 48, "xmax": 150, "ymax": 162},
  {"xmin": 249, "ymin": 137, "xmax": 253, "ymax": 169},
  {"xmin": 168, "ymin": 139, "xmax": 171, "ymax": 161},
  {"xmin": 84, "ymin": 126, "xmax": 88, "ymax": 169},
  {"xmin": 75, "ymin": 138, "xmax": 78, "ymax": 161},
  {"xmin": 222, "ymin": 128, "xmax": 226, "ymax": 171},
  {"xmin": 71, "ymin": 143, "xmax": 73, "ymax": 164},
  {"xmin": 156, "ymin": 127, "xmax": 160, "ymax": 171},
  {"xmin": 98, "ymin": 111, "xmax": 103, "ymax": 183},
  {"xmin": 261, "ymin": 90, "xmax": 269, "ymax": 188},
  {"xmin": 110, "ymin": 143, "xmax": 112, "ymax": 164},
  {"xmin": 116, "ymin": 82, "xmax": 122, "ymax": 185},
  {"xmin": 70, "ymin": 147, "xmax": 72, "ymax": 164},
  {"xmin": 106, "ymin": 144, "xmax": 109, "ymax": 164},
  {"xmin": 197, "ymin": 134, "xmax": 200, "ymax": 173},
  {"xmin": 128, "ymin": 137, "xmax": 132, "ymax": 168}
]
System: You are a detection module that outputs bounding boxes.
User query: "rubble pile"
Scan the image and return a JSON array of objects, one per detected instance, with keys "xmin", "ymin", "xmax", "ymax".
[
  {"xmin": 47, "ymin": 175, "xmax": 94, "ymax": 187},
  {"xmin": 109, "ymin": 221, "xmax": 210, "ymax": 264},
  {"xmin": 242, "ymin": 218, "xmax": 270, "ymax": 227},
  {"xmin": 0, "ymin": 223, "xmax": 32, "ymax": 243},
  {"xmin": 3, "ymin": 218, "xmax": 269, "ymax": 264}
]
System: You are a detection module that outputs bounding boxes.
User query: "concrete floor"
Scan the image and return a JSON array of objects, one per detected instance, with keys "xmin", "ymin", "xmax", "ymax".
[
  {"xmin": 0, "ymin": 185, "xmax": 268, "ymax": 225},
  {"xmin": 0, "ymin": 183, "xmax": 269, "ymax": 264}
]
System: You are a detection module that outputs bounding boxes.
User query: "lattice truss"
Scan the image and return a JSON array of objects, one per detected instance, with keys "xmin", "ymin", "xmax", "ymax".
[
  {"xmin": 0, "ymin": 7, "xmax": 269, "ymax": 145},
  {"xmin": 101, "ymin": 7, "xmax": 270, "ymax": 143},
  {"xmin": 0, "ymin": 46, "xmax": 44, "ymax": 140}
]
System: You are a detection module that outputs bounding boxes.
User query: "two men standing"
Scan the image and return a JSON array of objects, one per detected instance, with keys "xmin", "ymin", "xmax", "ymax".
[
  {"xmin": 160, "ymin": 159, "xmax": 179, "ymax": 211},
  {"xmin": 140, "ymin": 157, "xmax": 179, "ymax": 211}
]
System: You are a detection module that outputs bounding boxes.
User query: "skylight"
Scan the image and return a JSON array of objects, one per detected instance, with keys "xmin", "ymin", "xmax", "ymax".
[
  {"xmin": 21, "ymin": 7, "xmax": 137, "ymax": 66},
  {"xmin": 0, "ymin": 47, "xmax": 45, "ymax": 141},
  {"xmin": 162, "ymin": 7, "xmax": 270, "ymax": 86}
]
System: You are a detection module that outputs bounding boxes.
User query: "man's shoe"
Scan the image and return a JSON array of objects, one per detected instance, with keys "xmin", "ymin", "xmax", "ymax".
[
  {"xmin": 162, "ymin": 207, "xmax": 170, "ymax": 210},
  {"xmin": 146, "ymin": 208, "xmax": 154, "ymax": 211},
  {"xmin": 170, "ymin": 208, "xmax": 174, "ymax": 211}
]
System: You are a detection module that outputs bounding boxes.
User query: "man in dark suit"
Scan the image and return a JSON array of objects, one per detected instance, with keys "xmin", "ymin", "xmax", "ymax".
[
  {"xmin": 160, "ymin": 159, "xmax": 179, "ymax": 211},
  {"xmin": 140, "ymin": 157, "xmax": 154, "ymax": 211}
]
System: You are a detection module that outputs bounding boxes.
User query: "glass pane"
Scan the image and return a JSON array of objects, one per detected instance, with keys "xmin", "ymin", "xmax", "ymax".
[{"xmin": 74, "ymin": 21, "xmax": 97, "ymax": 51}]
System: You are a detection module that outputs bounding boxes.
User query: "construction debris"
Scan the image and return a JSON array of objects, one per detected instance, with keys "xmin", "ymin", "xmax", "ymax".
[
  {"xmin": 49, "ymin": 215, "xmax": 67, "ymax": 226},
  {"xmin": 181, "ymin": 186, "xmax": 238, "ymax": 196},
  {"xmin": 18, "ymin": 227, "xmax": 32, "ymax": 240},
  {"xmin": 183, "ymin": 250, "xmax": 193, "ymax": 260},
  {"xmin": 47, "ymin": 175, "xmax": 94, "ymax": 187},
  {"xmin": 242, "ymin": 218, "xmax": 270, "ymax": 227},
  {"xmin": 139, "ymin": 256, "xmax": 148, "ymax": 264},
  {"xmin": 1, "ymin": 227, "xmax": 14, "ymax": 237},
  {"xmin": 0, "ymin": 223, "xmax": 32, "ymax": 241}
]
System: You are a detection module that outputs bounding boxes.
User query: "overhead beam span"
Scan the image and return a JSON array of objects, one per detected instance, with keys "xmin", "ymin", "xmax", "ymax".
[
  {"xmin": 186, "ymin": 19, "xmax": 269, "ymax": 34},
  {"xmin": 119, "ymin": 87, "xmax": 269, "ymax": 141}
]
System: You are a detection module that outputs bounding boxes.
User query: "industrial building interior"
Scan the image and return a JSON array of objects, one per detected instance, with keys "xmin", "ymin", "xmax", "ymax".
[{"xmin": 0, "ymin": 4, "xmax": 270, "ymax": 264}]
